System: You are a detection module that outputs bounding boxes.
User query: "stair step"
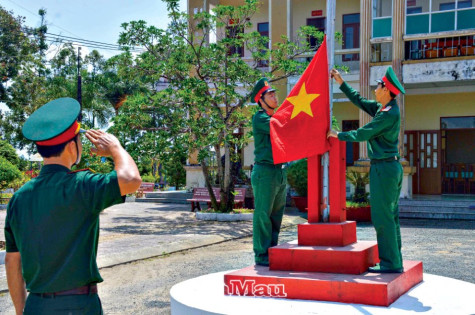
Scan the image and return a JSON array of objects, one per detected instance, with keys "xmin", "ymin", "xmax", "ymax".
[
  {"xmin": 399, "ymin": 206, "xmax": 473, "ymax": 213},
  {"xmin": 400, "ymin": 212, "xmax": 475, "ymax": 220},
  {"xmin": 398, "ymin": 200, "xmax": 473, "ymax": 207},
  {"xmin": 135, "ymin": 198, "xmax": 191, "ymax": 204},
  {"xmin": 269, "ymin": 240, "xmax": 379, "ymax": 275},
  {"xmin": 224, "ymin": 261, "xmax": 423, "ymax": 307},
  {"xmin": 144, "ymin": 192, "xmax": 193, "ymax": 199}
]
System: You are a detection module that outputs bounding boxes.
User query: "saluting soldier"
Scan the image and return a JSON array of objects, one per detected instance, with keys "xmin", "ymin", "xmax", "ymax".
[
  {"xmin": 328, "ymin": 67, "xmax": 405, "ymax": 273},
  {"xmin": 4, "ymin": 97, "xmax": 141, "ymax": 314},
  {"xmin": 250, "ymin": 78, "xmax": 287, "ymax": 267}
]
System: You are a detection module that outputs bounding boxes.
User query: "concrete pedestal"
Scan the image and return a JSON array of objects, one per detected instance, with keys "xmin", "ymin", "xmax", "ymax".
[{"xmin": 170, "ymin": 270, "xmax": 475, "ymax": 314}]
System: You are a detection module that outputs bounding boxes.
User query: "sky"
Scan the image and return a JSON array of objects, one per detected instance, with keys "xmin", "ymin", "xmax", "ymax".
[
  {"xmin": 1, "ymin": 0, "xmax": 187, "ymax": 157},
  {"xmin": 1, "ymin": 0, "xmax": 188, "ymax": 59}
]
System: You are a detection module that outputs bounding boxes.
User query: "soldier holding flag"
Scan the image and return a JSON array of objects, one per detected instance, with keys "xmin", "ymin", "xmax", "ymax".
[
  {"xmin": 250, "ymin": 78, "xmax": 287, "ymax": 267},
  {"xmin": 328, "ymin": 67, "xmax": 405, "ymax": 273}
]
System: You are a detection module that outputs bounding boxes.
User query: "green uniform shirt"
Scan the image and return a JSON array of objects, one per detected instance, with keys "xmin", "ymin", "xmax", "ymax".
[
  {"xmin": 337, "ymin": 82, "xmax": 400, "ymax": 160},
  {"xmin": 252, "ymin": 110, "xmax": 273, "ymax": 165},
  {"xmin": 253, "ymin": 109, "xmax": 279, "ymax": 165},
  {"xmin": 4, "ymin": 164, "xmax": 124, "ymax": 293}
]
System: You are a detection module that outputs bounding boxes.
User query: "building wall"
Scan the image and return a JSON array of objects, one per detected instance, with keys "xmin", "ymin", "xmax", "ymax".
[
  {"xmin": 405, "ymin": 92, "xmax": 475, "ymax": 130},
  {"xmin": 333, "ymin": 101, "xmax": 360, "ymax": 129}
]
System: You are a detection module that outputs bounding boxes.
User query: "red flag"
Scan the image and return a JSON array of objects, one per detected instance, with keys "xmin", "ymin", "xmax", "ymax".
[{"xmin": 270, "ymin": 36, "xmax": 330, "ymax": 164}]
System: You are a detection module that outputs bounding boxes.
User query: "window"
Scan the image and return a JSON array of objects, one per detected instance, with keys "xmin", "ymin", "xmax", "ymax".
[
  {"xmin": 257, "ymin": 22, "xmax": 269, "ymax": 67},
  {"xmin": 406, "ymin": 0, "xmax": 475, "ymax": 35},
  {"xmin": 407, "ymin": 7, "xmax": 422, "ymax": 14},
  {"xmin": 372, "ymin": 0, "xmax": 392, "ymax": 38},
  {"xmin": 257, "ymin": 22, "xmax": 269, "ymax": 38},
  {"xmin": 307, "ymin": 17, "xmax": 326, "ymax": 49},
  {"xmin": 342, "ymin": 13, "xmax": 360, "ymax": 61},
  {"xmin": 371, "ymin": 42, "xmax": 392, "ymax": 62},
  {"xmin": 226, "ymin": 26, "xmax": 244, "ymax": 57}
]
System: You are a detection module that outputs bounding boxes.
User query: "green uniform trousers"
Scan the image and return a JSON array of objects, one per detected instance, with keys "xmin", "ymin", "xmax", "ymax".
[
  {"xmin": 24, "ymin": 292, "xmax": 103, "ymax": 315},
  {"xmin": 251, "ymin": 164, "xmax": 287, "ymax": 265},
  {"xmin": 370, "ymin": 160, "xmax": 403, "ymax": 270}
]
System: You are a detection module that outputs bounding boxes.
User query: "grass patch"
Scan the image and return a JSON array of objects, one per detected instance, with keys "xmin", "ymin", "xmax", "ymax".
[{"xmin": 201, "ymin": 208, "xmax": 254, "ymax": 214}]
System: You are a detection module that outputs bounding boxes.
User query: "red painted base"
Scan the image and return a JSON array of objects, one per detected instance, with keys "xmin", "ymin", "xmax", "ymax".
[
  {"xmin": 346, "ymin": 206, "xmax": 372, "ymax": 222},
  {"xmin": 298, "ymin": 222, "xmax": 357, "ymax": 246},
  {"xmin": 269, "ymin": 240, "xmax": 379, "ymax": 274},
  {"xmin": 224, "ymin": 261, "xmax": 423, "ymax": 307}
]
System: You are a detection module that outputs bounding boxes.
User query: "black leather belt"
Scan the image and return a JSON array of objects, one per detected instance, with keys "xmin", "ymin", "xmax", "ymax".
[
  {"xmin": 32, "ymin": 284, "xmax": 97, "ymax": 298},
  {"xmin": 371, "ymin": 156, "xmax": 399, "ymax": 164}
]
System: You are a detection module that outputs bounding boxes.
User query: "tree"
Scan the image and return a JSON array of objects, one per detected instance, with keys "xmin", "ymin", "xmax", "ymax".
[
  {"xmin": 115, "ymin": 0, "xmax": 326, "ymax": 212},
  {"xmin": 0, "ymin": 156, "xmax": 22, "ymax": 191},
  {"xmin": 0, "ymin": 7, "xmax": 47, "ymax": 149}
]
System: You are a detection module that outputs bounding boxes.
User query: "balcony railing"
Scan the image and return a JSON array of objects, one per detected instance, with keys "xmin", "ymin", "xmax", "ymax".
[{"xmin": 405, "ymin": 35, "xmax": 475, "ymax": 60}]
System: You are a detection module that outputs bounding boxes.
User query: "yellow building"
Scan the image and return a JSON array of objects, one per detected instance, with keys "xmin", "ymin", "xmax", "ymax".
[{"xmin": 186, "ymin": 0, "xmax": 475, "ymax": 197}]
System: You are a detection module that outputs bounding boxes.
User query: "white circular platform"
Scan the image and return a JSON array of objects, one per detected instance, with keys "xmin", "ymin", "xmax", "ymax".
[{"xmin": 170, "ymin": 270, "xmax": 475, "ymax": 315}]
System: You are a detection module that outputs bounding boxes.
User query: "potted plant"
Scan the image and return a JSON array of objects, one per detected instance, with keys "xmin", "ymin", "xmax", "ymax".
[
  {"xmin": 287, "ymin": 159, "xmax": 308, "ymax": 212},
  {"xmin": 346, "ymin": 171, "xmax": 371, "ymax": 221}
]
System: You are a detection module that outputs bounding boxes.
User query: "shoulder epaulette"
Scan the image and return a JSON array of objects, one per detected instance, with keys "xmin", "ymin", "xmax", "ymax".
[
  {"xmin": 381, "ymin": 105, "xmax": 392, "ymax": 112},
  {"xmin": 68, "ymin": 168, "xmax": 95, "ymax": 174}
]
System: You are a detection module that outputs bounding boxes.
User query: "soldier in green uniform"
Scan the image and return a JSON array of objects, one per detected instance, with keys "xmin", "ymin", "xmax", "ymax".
[
  {"xmin": 250, "ymin": 78, "xmax": 287, "ymax": 266},
  {"xmin": 4, "ymin": 98, "xmax": 142, "ymax": 314},
  {"xmin": 328, "ymin": 67, "xmax": 405, "ymax": 273}
]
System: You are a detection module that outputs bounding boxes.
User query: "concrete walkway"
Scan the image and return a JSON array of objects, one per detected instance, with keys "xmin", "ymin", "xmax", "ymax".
[{"xmin": 0, "ymin": 202, "xmax": 307, "ymax": 292}]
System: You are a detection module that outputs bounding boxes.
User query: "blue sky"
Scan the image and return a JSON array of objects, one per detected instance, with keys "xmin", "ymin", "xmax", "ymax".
[
  {"xmin": 2, "ymin": 0, "xmax": 188, "ymax": 58},
  {"xmin": 1, "ymin": 0, "xmax": 187, "ymax": 156}
]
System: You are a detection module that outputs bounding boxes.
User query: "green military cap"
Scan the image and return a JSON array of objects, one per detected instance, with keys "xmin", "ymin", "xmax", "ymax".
[
  {"xmin": 376, "ymin": 66, "xmax": 405, "ymax": 95},
  {"xmin": 250, "ymin": 78, "xmax": 276, "ymax": 103},
  {"xmin": 22, "ymin": 97, "xmax": 86, "ymax": 146}
]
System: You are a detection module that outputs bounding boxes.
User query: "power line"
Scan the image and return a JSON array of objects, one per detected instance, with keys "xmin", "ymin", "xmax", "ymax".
[
  {"xmin": 45, "ymin": 33, "xmax": 144, "ymax": 51},
  {"xmin": 3, "ymin": 0, "xmax": 82, "ymax": 38}
]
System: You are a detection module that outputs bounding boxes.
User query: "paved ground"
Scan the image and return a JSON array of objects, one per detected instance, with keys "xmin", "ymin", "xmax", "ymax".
[{"xmin": 0, "ymin": 202, "xmax": 474, "ymax": 314}]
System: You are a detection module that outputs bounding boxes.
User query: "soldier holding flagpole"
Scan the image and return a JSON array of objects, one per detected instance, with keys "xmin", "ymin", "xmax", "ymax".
[{"xmin": 328, "ymin": 67, "xmax": 405, "ymax": 273}]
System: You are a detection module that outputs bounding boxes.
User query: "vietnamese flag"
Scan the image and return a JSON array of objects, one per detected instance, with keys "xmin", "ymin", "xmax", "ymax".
[{"xmin": 270, "ymin": 36, "xmax": 330, "ymax": 164}]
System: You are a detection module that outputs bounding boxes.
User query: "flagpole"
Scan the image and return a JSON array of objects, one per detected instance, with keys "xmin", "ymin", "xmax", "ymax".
[{"xmin": 322, "ymin": 0, "xmax": 335, "ymax": 222}]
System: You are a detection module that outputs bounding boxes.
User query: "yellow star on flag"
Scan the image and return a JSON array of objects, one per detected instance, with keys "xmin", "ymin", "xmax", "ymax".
[{"xmin": 286, "ymin": 82, "xmax": 320, "ymax": 119}]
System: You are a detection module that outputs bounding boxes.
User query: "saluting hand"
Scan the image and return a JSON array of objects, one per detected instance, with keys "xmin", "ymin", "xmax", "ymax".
[{"xmin": 85, "ymin": 129, "xmax": 122, "ymax": 157}]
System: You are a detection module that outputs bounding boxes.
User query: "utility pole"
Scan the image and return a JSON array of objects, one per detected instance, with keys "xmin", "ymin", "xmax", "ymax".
[
  {"xmin": 322, "ymin": 0, "xmax": 336, "ymax": 222},
  {"xmin": 77, "ymin": 46, "xmax": 82, "ymax": 122}
]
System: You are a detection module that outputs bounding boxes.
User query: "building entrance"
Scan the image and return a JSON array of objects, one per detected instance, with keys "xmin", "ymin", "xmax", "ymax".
[
  {"xmin": 404, "ymin": 130, "xmax": 441, "ymax": 194},
  {"xmin": 441, "ymin": 116, "xmax": 475, "ymax": 194}
]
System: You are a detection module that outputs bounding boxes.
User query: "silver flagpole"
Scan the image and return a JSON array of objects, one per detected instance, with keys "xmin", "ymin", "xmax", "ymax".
[{"xmin": 322, "ymin": 0, "xmax": 335, "ymax": 222}]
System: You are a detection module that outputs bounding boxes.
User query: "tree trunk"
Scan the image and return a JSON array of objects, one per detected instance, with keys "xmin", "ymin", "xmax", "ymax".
[
  {"xmin": 201, "ymin": 160, "xmax": 219, "ymax": 210},
  {"xmin": 223, "ymin": 142, "xmax": 234, "ymax": 212}
]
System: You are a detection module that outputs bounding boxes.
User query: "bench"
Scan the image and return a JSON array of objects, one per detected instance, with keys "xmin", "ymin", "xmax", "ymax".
[
  {"xmin": 137, "ymin": 182, "xmax": 154, "ymax": 197},
  {"xmin": 187, "ymin": 187, "xmax": 246, "ymax": 212}
]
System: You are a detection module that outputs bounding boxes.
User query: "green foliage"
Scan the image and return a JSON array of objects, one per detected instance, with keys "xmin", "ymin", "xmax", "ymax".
[
  {"xmin": 115, "ymin": 1, "xmax": 323, "ymax": 212},
  {"xmin": 0, "ymin": 140, "xmax": 20, "ymax": 166},
  {"xmin": 287, "ymin": 159, "xmax": 308, "ymax": 197},
  {"xmin": 73, "ymin": 140, "xmax": 114, "ymax": 174},
  {"xmin": 0, "ymin": 156, "xmax": 22, "ymax": 191},
  {"xmin": 346, "ymin": 200, "xmax": 370, "ymax": 208},
  {"xmin": 141, "ymin": 174, "xmax": 156, "ymax": 183},
  {"xmin": 346, "ymin": 171, "xmax": 369, "ymax": 203}
]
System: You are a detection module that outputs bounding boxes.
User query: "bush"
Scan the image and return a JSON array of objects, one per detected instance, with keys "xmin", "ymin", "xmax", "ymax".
[
  {"xmin": 141, "ymin": 174, "xmax": 156, "ymax": 183},
  {"xmin": 0, "ymin": 156, "xmax": 22, "ymax": 191},
  {"xmin": 346, "ymin": 171, "xmax": 369, "ymax": 203},
  {"xmin": 287, "ymin": 159, "xmax": 307, "ymax": 197}
]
